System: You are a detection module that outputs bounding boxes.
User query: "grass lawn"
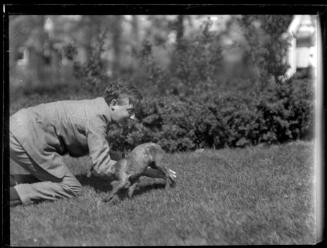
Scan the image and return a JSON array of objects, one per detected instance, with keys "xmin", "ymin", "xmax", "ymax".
[{"xmin": 10, "ymin": 141, "xmax": 317, "ymax": 245}]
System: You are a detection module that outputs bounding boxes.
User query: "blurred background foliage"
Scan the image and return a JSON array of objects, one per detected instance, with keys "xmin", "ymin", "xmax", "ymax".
[{"xmin": 9, "ymin": 15, "xmax": 314, "ymax": 152}]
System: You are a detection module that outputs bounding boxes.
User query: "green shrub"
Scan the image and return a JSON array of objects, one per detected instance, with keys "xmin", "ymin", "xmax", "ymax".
[{"xmin": 106, "ymin": 73, "xmax": 313, "ymax": 153}]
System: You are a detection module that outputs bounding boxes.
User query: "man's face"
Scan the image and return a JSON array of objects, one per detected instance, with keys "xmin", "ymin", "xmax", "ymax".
[{"xmin": 110, "ymin": 97, "xmax": 135, "ymax": 124}]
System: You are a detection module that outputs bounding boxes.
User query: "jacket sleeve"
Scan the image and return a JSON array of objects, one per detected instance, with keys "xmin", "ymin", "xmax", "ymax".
[{"xmin": 86, "ymin": 115, "xmax": 117, "ymax": 177}]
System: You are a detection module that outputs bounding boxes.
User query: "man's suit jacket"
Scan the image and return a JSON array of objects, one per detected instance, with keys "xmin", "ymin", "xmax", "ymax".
[{"xmin": 10, "ymin": 97, "xmax": 116, "ymax": 179}]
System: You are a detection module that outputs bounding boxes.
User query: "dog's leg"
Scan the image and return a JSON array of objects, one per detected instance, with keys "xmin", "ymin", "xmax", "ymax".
[
  {"xmin": 142, "ymin": 167, "xmax": 165, "ymax": 178},
  {"xmin": 146, "ymin": 163, "xmax": 175, "ymax": 188},
  {"xmin": 127, "ymin": 182, "xmax": 138, "ymax": 198},
  {"xmin": 103, "ymin": 173, "xmax": 130, "ymax": 203},
  {"xmin": 157, "ymin": 166, "xmax": 176, "ymax": 188},
  {"xmin": 126, "ymin": 175, "xmax": 141, "ymax": 198}
]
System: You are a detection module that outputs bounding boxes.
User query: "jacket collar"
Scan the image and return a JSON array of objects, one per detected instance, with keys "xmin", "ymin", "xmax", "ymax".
[{"xmin": 95, "ymin": 97, "xmax": 112, "ymax": 124}]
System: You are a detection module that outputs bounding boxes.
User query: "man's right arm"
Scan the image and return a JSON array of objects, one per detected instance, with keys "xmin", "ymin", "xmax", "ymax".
[{"xmin": 86, "ymin": 116, "xmax": 117, "ymax": 178}]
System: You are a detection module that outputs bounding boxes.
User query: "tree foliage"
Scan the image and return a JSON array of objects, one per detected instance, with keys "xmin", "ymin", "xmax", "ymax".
[
  {"xmin": 237, "ymin": 15, "xmax": 293, "ymax": 92},
  {"xmin": 10, "ymin": 15, "xmax": 314, "ymax": 152}
]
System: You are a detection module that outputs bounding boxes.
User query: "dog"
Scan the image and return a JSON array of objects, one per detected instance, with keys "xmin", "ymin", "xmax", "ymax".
[{"xmin": 88, "ymin": 143, "xmax": 176, "ymax": 203}]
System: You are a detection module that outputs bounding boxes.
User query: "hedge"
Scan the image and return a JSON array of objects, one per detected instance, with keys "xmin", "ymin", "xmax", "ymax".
[{"xmin": 107, "ymin": 75, "xmax": 314, "ymax": 153}]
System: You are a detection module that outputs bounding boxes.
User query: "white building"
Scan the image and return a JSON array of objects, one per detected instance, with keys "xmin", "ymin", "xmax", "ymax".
[{"xmin": 286, "ymin": 15, "xmax": 316, "ymax": 78}]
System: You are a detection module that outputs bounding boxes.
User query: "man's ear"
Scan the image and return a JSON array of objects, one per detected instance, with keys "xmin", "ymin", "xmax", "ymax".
[{"xmin": 110, "ymin": 99, "xmax": 118, "ymax": 110}]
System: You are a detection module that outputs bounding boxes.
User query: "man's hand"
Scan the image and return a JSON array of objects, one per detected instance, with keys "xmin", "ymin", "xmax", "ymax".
[
  {"xmin": 168, "ymin": 169, "xmax": 176, "ymax": 179},
  {"xmin": 87, "ymin": 160, "xmax": 117, "ymax": 178}
]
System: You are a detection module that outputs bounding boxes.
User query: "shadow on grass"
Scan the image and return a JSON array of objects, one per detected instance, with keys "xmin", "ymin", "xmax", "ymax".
[
  {"xmin": 10, "ymin": 174, "xmax": 168, "ymax": 207},
  {"xmin": 76, "ymin": 174, "xmax": 167, "ymax": 199},
  {"xmin": 76, "ymin": 174, "xmax": 113, "ymax": 192}
]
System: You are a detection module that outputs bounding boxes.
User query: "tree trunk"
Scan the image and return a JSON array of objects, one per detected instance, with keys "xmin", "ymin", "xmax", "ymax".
[
  {"xmin": 176, "ymin": 15, "xmax": 185, "ymax": 49},
  {"xmin": 27, "ymin": 15, "xmax": 47, "ymax": 87},
  {"xmin": 112, "ymin": 15, "xmax": 123, "ymax": 77},
  {"xmin": 131, "ymin": 15, "xmax": 140, "ymax": 53}
]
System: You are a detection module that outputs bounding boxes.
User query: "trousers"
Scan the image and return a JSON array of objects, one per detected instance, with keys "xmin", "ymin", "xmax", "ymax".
[{"xmin": 10, "ymin": 132, "xmax": 82, "ymax": 205}]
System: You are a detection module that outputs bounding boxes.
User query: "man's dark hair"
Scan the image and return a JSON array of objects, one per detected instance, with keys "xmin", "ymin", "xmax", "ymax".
[{"xmin": 104, "ymin": 80, "xmax": 142, "ymax": 107}]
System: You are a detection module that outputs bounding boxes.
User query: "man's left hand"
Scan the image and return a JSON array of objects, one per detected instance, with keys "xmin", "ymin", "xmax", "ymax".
[{"xmin": 168, "ymin": 169, "xmax": 176, "ymax": 179}]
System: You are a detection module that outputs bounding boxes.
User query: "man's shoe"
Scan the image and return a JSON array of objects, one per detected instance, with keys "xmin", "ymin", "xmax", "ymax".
[
  {"xmin": 10, "ymin": 175, "xmax": 17, "ymax": 187},
  {"xmin": 10, "ymin": 199, "xmax": 22, "ymax": 207},
  {"xmin": 10, "ymin": 187, "xmax": 22, "ymax": 207}
]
